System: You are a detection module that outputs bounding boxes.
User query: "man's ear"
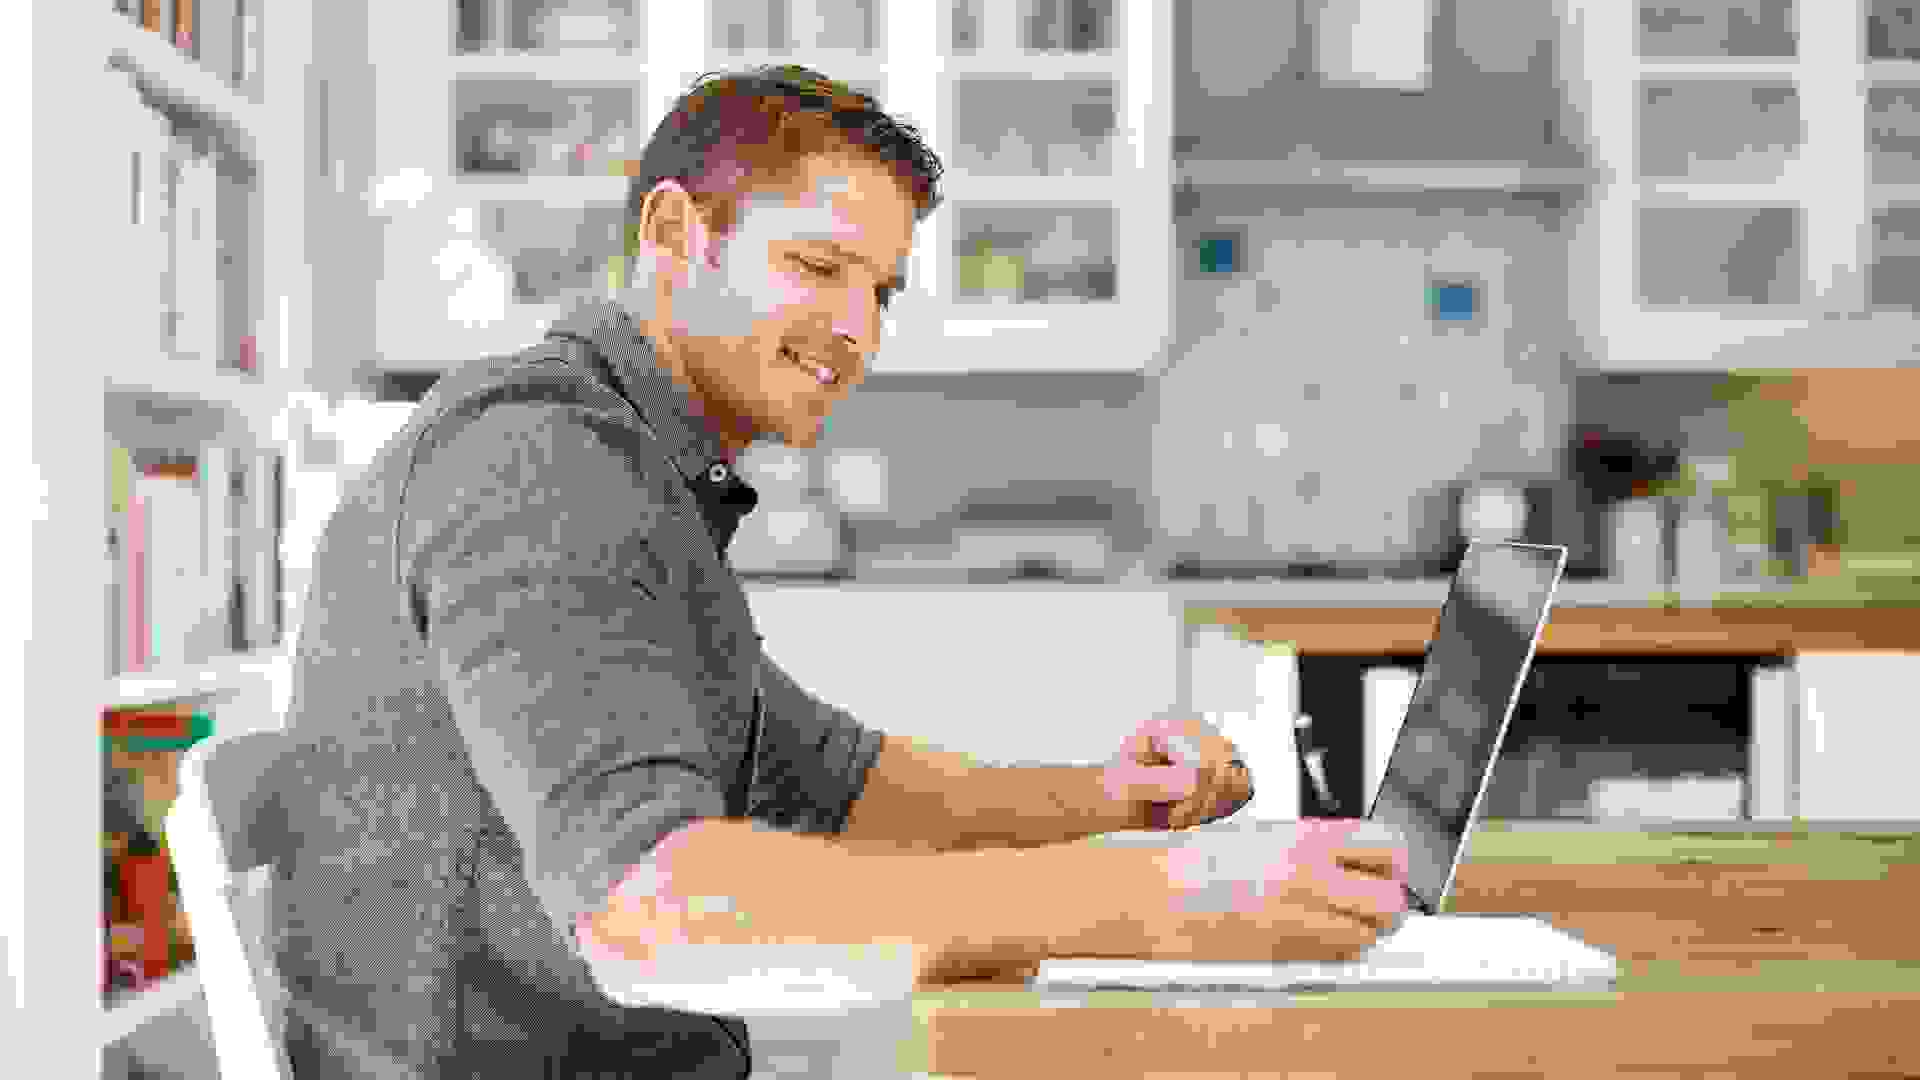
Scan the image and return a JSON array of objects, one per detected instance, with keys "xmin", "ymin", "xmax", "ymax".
[{"xmin": 638, "ymin": 180, "xmax": 703, "ymax": 287}]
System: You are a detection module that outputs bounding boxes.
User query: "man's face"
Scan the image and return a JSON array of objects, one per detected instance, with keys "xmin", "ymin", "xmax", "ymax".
[{"xmin": 649, "ymin": 151, "xmax": 917, "ymax": 451}]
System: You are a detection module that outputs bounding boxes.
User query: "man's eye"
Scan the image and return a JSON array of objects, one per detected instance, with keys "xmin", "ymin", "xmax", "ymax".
[{"xmin": 795, "ymin": 258, "xmax": 839, "ymax": 279}]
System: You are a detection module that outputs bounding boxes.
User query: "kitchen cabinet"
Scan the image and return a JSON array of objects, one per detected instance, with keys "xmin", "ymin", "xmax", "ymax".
[
  {"xmin": 744, "ymin": 584, "xmax": 1184, "ymax": 768},
  {"xmin": 1792, "ymin": 651, "xmax": 1920, "ymax": 821},
  {"xmin": 1563, "ymin": 0, "xmax": 1920, "ymax": 370},
  {"xmin": 361, "ymin": 0, "xmax": 1174, "ymax": 377},
  {"xmin": 1195, "ymin": 605, "xmax": 1920, "ymax": 826},
  {"xmin": 874, "ymin": 0, "xmax": 1175, "ymax": 374},
  {"xmin": 1342, "ymin": 651, "xmax": 1920, "ymax": 827}
]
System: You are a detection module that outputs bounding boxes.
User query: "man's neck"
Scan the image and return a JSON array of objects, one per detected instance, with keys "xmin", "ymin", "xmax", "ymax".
[{"xmin": 638, "ymin": 318, "xmax": 752, "ymax": 463}]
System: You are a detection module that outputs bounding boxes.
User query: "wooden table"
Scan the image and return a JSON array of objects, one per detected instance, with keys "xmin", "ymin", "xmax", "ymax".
[{"xmin": 908, "ymin": 831, "xmax": 1920, "ymax": 1078}]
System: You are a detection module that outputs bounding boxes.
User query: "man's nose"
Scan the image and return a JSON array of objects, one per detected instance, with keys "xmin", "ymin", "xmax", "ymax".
[
  {"xmin": 830, "ymin": 325, "xmax": 866, "ymax": 383},
  {"xmin": 836, "ymin": 288, "xmax": 882, "ymax": 348}
]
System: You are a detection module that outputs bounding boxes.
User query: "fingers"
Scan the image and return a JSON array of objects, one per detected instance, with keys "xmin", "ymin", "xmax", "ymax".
[
  {"xmin": 1258, "ymin": 900, "xmax": 1388, "ymax": 962},
  {"xmin": 1298, "ymin": 857, "xmax": 1405, "ymax": 913},
  {"xmin": 1332, "ymin": 846, "xmax": 1405, "ymax": 881},
  {"xmin": 1168, "ymin": 756, "xmax": 1253, "ymax": 829},
  {"xmin": 1102, "ymin": 758, "xmax": 1199, "ymax": 804}
]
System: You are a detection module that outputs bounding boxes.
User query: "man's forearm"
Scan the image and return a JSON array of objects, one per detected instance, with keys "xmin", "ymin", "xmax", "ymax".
[
  {"xmin": 940, "ymin": 763, "xmax": 1144, "ymax": 852},
  {"xmin": 584, "ymin": 818, "xmax": 1161, "ymax": 989},
  {"xmin": 838, "ymin": 735, "xmax": 1143, "ymax": 855}
]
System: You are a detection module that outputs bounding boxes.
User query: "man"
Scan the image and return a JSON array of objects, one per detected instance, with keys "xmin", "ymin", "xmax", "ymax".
[{"xmin": 272, "ymin": 66, "xmax": 1408, "ymax": 1079}]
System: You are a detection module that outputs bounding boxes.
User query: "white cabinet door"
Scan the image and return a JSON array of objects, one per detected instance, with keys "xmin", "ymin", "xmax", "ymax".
[
  {"xmin": 745, "ymin": 587, "xmax": 1183, "ymax": 769},
  {"xmin": 1793, "ymin": 651, "xmax": 1920, "ymax": 822},
  {"xmin": 1187, "ymin": 625, "xmax": 1301, "ymax": 821}
]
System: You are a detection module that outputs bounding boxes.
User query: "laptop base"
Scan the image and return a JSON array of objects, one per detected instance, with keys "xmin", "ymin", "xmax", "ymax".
[{"xmin": 1031, "ymin": 914, "xmax": 1620, "ymax": 995}]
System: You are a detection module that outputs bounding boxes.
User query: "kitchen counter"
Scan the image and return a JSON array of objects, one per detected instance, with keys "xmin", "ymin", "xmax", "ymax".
[
  {"xmin": 905, "ymin": 827, "xmax": 1920, "ymax": 1078},
  {"xmin": 744, "ymin": 580, "xmax": 1920, "ymax": 654},
  {"xmin": 1197, "ymin": 605, "xmax": 1920, "ymax": 655}
]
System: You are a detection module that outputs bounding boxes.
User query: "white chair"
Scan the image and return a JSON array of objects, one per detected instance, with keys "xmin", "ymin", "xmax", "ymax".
[{"xmin": 166, "ymin": 728, "xmax": 296, "ymax": 1080}]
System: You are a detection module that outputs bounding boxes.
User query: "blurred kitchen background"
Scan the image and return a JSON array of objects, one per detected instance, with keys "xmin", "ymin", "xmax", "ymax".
[
  {"xmin": 287, "ymin": 0, "xmax": 1920, "ymax": 824},
  {"xmin": 68, "ymin": 3, "xmax": 1920, "ymax": 1074}
]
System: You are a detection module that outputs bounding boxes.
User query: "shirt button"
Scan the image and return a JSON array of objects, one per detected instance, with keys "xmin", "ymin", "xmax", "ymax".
[{"xmin": 707, "ymin": 463, "xmax": 730, "ymax": 484}]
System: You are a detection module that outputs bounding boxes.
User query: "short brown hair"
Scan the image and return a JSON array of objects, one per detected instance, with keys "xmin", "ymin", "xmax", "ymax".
[{"xmin": 627, "ymin": 65, "xmax": 944, "ymax": 250}]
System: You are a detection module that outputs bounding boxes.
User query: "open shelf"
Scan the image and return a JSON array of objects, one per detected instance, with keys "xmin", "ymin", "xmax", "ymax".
[
  {"xmin": 105, "ymin": 10, "xmax": 263, "ymax": 160},
  {"xmin": 1176, "ymin": 159, "xmax": 1601, "ymax": 194},
  {"xmin": 108, "ymin": 649, "xmax": 285, "ymax": 710},
  {"xmin": 943, "ymin": 172, "xmax": 1122, "ymax": 202},
  {"xmin": 943, "ymin": 51, "xmax": 1122, "ymax": 78},
  {"xmin": 446, "ymin": 51, "xmax": 643, "ymax": 83},
  {"xmin": 101, "ymin": 965, "xmax": 201, "ymax": 1048},
  {"xmin": 106, "ymin": 362, "xmax": 282, "ymax": 444},
  {"xmin": 454, "ymin": 174, "xmax": 632, "ymax": 206},
  {"xmin": 703, "ymin": 48, "xmax": 886, "ymax": 88},
  {"xmin": 1635, "ymin": 60, "xmax": 1800, "ymax": 76}
]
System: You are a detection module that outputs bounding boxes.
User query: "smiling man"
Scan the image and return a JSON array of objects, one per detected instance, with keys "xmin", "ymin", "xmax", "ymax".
[{"xmin": 273, "ymin": 65, "xmax": 1401, "ymax": 1080}]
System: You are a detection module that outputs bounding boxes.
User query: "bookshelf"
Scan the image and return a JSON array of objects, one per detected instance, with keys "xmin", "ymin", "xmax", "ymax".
[
  {"xmin": 6, "ymin": 3, "xmax": 314, "ymax": 1071},
  {"xmin": 1563, "ymin": 0, "xmax": 1920, "ymax": 370},
  {"xmin": 360, "ymin": 0, "xmax": 1172, "ymax": 388}
]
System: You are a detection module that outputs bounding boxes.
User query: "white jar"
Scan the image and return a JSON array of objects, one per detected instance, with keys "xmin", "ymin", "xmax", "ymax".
[{"xmin": 1608, "ymin": 497, "xmax": 1664, "ymax": 586}]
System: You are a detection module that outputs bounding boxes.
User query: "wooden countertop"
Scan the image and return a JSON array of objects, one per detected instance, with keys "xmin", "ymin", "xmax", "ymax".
[
  {"xmin": 908, "ymin": 830, "xmax": 1920, "ymax": 1078},
  {"xmin": 1198, "ymin": 606, "xmax": 1920, "ymax": 654}
]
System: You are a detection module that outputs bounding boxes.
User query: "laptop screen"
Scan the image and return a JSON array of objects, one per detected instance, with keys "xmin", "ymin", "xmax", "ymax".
[{"xmin": 1366, "ymin": 542, "xmax": 1565, "ymax": 913}]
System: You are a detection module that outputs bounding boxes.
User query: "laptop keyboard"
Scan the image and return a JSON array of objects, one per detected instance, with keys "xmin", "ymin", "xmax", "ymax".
[{"xmin": 1032, "ymin": 915, "xmax": 1618, "ymax": 992}]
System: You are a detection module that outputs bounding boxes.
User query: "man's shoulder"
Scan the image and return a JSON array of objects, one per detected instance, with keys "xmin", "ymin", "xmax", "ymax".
[{"xmin": 412, "ymin": 338, "xmax": 663, "ymax": 471}]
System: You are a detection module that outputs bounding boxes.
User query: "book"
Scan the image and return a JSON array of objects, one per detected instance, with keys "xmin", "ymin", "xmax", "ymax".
[
  {"xmin": 124, "ymin": 482, "xmax": 150, "ymax": 672},
  {"xmin": 138, "ymin": 462, "xmax": 206, "ymax": 668},
  {"xmin": 108, "ymin": 441, "xmax": 134, "ymax": 677},
  {"xmin": 228, "ymin": 451, "xmax": 265, "ymax": 651},
  {"xmin": 237, "ymin": 0, "xmax": 262, "ymax": 98},
  {"xmin": 175, "ymin": 0, "xmax": 196, "ymax": 56},
  {"xmin": 249, "ymin": 447, "xmax": 282, "ymax": 645},
  {"xmin": 174, "ymin": 136, "xmax": 219, "ymax": 369},
  {"xmin": 104, "ymin": 706, "xmax": 213, "ymax": 982},
  {"xmin": 118, "ymin": 853, "xmax": 174, "ymax": 979},
  {"xmin": 200, "ymin": 444, "xmax": 234, "ymax": 652},
  {"xmin": 199, "ymin": 0, "xmax": 236, "ymax": 86},
  {"xmin": 103, "ymin": 705, "xmax": 212, "ymax": 745},
  {"xmin": 146, "ymin": 108, "xmax": 174, "ymax": 357},
  {"xmin": 159, "ymin": 134, "xmax": 183, "ymax": 353},
  {"xmin": 215, "ymin": 164, "xmax": 251, "ymax": 374},
  {"xmin": 115, "ymin": 93, "xmax": 172, "ymax": 360}
]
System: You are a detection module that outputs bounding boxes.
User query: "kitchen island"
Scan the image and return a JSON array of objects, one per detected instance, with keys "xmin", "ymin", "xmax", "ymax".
[{"xmin": 906, "ymin": 827, "xmax": 1920, "ymax": 1078}]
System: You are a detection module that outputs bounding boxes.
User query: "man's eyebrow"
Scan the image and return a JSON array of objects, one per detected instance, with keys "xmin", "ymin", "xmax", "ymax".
[{"xmin": 806, "ymin": 239, "xmax": 907, "ymax": 290}]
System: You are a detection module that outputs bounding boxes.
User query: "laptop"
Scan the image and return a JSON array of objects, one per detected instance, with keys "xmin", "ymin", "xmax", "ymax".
[{"xmin": 1032, "ymin": 541, "xmax": 1621, "ymax": 995}]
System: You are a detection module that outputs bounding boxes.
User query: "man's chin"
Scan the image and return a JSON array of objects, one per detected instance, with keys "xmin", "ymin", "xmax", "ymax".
[{"xmin": 772, "ymin": 414, "xmax": 826, "ymax": 449}]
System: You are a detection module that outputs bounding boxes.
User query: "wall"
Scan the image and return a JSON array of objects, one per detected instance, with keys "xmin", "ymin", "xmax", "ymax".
[
  {"xmin": 807, "ymin": 371, "xmax": 1156, "ymax": 542},
  {"xmin": 1151, "ymin": 188, "xmax": 1579, "ymax": 568}
]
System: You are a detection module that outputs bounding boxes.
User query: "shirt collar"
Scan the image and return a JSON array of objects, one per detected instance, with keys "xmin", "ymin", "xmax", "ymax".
[
  {"xmin": 547, "ymin": 298, "xmax": 736, "ymax": 474},
  {"xmin": 546, "ymin": 298, "xmax": 761, "ymax": 550}
]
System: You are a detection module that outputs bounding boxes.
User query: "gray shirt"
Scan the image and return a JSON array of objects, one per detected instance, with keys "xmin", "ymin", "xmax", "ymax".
[{"xmin": 271, "ymin": 298, "xmax": 885, "ymax": 1078}]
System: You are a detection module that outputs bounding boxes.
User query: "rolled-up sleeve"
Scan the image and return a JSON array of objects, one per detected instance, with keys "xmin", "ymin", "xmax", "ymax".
[
  {"xmin": 749, "ymin": 653, "xmax": 886, "ymax": 836},
  {"xmin": 398, "ymin": 401, "xmax": 730, "ymax": 961}
]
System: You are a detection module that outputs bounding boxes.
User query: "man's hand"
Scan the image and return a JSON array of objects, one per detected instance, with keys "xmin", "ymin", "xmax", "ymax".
[
  {"xmin": 1099, "ymin": 714, "xmax": 1254, "ymax": 832},
  {"xmin": 1150, "ymin": 819, "xmax": 1410, "ymax": 963}
]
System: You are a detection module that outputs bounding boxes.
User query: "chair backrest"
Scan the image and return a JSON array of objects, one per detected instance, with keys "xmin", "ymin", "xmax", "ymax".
[{"xmin": 166, "ymin": 728, "xmax": 296, "ymax": 1080}]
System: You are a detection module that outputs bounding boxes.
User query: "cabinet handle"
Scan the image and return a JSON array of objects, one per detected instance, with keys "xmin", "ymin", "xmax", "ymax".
[{"xmin": 1805, "ymin": 686, "xmax": 1824, "ymax": 756}]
